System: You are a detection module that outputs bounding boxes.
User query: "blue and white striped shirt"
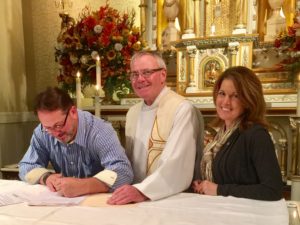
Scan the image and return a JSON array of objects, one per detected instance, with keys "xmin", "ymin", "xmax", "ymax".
[{"xmin": 19, "ymin": 110, "xmax": 133, "ymax": 190}]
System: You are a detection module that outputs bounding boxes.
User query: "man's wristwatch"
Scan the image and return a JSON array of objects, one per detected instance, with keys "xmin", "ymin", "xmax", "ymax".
[{"xmin": 42, "ymin": 172, "xmax": 53, "ymax": 185}]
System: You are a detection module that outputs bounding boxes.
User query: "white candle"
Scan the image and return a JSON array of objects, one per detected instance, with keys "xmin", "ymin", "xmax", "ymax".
[
  {"xmin": 76, "ymin": 71, "xmax": 81, "ymax": 109},
  {"xmin": 95, "ymin": 85, "xmax": 100, "ymax": 117},
  {"xmin": 210, "ymin": 23, "xmax": 216, "ymax": 36},
  {"xmin": 96, "ymin": 56, "xmax": 101, "ymax": 88}
]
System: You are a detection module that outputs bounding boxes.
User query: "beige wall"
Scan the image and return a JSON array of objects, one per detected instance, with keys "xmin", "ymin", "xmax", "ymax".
[{"xmin": 0, "ymin": 0, "xmax": 27, "ymax": 112}]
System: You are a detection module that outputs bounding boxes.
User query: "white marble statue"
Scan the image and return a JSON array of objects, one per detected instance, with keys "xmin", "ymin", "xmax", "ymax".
[{"xmin": 162, "ymin": 0, "xmax": 180, "ymax": 49}]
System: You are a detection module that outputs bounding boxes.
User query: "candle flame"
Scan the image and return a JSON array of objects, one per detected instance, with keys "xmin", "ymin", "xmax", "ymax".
[
  {"xmin": 95, "ymin": 85, "xmax": 99, "ymax": 90},
  {"xmin": 96, "ymin": 56, "xmax": 100, "ymax": 61},
  {"xmin": 76, "ymin": 71, "xmax": 80, "ymax": 78}
]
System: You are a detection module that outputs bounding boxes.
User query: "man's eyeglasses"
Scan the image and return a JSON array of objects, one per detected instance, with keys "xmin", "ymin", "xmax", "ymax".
[
  {"xmin": 129, "ymin": 68, "xmax": 163, "ymax": 80},
  {"xmin": 41, "ymin": 108, "xmax": 71, "ymax": 133}
]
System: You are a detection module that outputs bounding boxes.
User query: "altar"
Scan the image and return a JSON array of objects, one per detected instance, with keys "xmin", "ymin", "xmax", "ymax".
[{"xmin": 0, "ymin": 179, "xmax": 292, "ymax": 225}]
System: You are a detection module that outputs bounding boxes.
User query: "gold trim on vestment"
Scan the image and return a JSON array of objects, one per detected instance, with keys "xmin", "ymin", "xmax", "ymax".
[{"xmin": 146, "ymin": 116, "xmax": 166, "ymax": 175}]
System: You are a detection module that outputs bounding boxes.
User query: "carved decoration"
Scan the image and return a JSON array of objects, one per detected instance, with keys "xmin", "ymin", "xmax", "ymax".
[
  {"xmin": 174, "ymin": 35, "xmax": 258, "ymax": 95},
  {"xmin": 199, "ymin": 56, "xmax": 225, "ymax": 89}
]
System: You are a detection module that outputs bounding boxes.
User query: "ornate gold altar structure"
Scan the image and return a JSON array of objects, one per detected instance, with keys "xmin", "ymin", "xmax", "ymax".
[
  {"xmin": 172, "ymin": 34, "xmax": 257, "ymax": 95},
  {"xmin": 140, "ymin": 0, "xmax": 297, "ymax": 48}
]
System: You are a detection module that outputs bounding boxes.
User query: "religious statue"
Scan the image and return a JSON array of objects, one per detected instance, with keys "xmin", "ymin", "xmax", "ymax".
[
  {"xmin": 57, "ymin": 13, "xmax": 75, "ymax": 42},
  {"xmin": 162, "ymin": 0, "xmax": 180, "ymax": 49},
  {"xmin": 264, "ymin": 0, "xmax": 286, "ymax": 41},
  {"xmin": 293, "ymin": 8, "xmax": 300, "ymax": 42},
  {"xmin": 294, "ymin": 8, "xmax": 300, "ymax": 29},
  {"xmin": 204, "ymin": 60, "xmax": 221, "ymax": 88},
  {"xmin": 59, "ymin": 12, "xmax": 75, "ymax": 30}
]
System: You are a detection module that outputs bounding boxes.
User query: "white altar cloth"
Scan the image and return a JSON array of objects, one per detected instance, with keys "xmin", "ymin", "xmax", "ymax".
[{"xmin": 0, "ymin": 179, "xmax": 289, "ymax": 225}]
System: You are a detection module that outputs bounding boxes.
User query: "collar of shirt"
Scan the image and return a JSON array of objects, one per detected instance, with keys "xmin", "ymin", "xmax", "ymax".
[
  {"xmin": 142, "ymin": 86, "xmax": 169, "ymax": 111},
  {"xmin": 72, "ymin": 109, "xmax": 87, "ymax": 148}
]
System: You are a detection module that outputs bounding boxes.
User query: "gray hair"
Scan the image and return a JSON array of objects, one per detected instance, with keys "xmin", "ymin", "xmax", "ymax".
[{"xmin": 130, "ymin": 51, "xmax": 167, "ymax": 70}]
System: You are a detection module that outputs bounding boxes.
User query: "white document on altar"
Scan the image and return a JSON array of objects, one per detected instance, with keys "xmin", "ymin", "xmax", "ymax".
[
  {"xmin": 0, "ymin": 180, "xmax": 27, "ymax": 206},
  {"xmin": 0, "ymin": 193, "xmax": 23, "ymax": 206},
  {"xmin": 13, "ymin": 185, "xmax": 85, "ymax": 206},
  {"xmin": 0, "ymin": 180, "xmax": 85, "ymax": 206}
]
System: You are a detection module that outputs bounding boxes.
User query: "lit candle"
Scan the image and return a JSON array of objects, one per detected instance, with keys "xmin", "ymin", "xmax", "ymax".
[
  {"xmin": 210, "ymin": 23, "xmax": 216, "ymax": 36},
  {"xmin": 96, "ymin": 56, "xmax": 101, "ymax": 88},
  {"xmin": 76, "ymin": 71, "xmax": 81, "ymax": 109},
  {"xmin": 95, "ymin": 85, "xmax": 100, "ymax": 117}
]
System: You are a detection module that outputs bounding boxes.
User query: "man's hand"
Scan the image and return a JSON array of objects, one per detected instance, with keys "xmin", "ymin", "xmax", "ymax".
[
  {"xmin": 40, "ymin": 173, "xmax": 62, "ymax": 192},
  {"xmin": 53, "ymin": 177, "xmax": 109, "ymax": 198},
  {"xmin": 54, "ymin": 177, "xmax": 82, "ymax": 197},
  {"xmin": 107, "ymin": 185, "xmax": 148, "ymax": 205}
]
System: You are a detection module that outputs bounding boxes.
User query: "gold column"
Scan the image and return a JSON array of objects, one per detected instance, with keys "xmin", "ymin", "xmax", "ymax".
[
  {"xmin": 194, "ymin": 0, "xmax": 201, "ymax": 37},
  {"xmin": 269, "ymin": 122, "xmax": 288, "ymax": 181},
  {"xmin": 139, "ymin": 0, "xmax": 147, "ymax": 41},
  {"xmin": 290, "ymin": 73, "xmax": 300, "ymax": 177},
  {"xmin": 282, "ymin": 0, "xmax": 296, "ymax": 27},
  {"xmin": 157, "ymin": 0, "xmax": 168, "ymax": 48},
  {"xmin": 289, "ymin": 117, "xmax": 300, "ymax": 176},
  {"xmin": 279, "ymin": 139, "xmax": 288, "ymax": 181},
  {"xmin": 234, "ymin": 0, "xmax": 248, "ymax": 30},
  {"xmin": 186, "ymin": 45, "xmax": 197, "ymax": 91},
  {"xmin": 257, "ymin": 0, "xmax": 270, "ymax": 41},
  {"xmin": 178, "ymin": 0, "xmax": 195, "ymax": 35},
  {"xmin": 186, "ymin": 0, "xmax": 194, "ymax": 31}
]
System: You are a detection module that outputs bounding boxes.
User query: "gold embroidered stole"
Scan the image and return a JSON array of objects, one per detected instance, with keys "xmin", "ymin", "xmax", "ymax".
[
  {"xmin": 146, "ymin": 117, "xmax": 165, "ymax": 175},
  {"xmin": 146, "ymin": 90, "xmax": 185, "ymax": 176}
]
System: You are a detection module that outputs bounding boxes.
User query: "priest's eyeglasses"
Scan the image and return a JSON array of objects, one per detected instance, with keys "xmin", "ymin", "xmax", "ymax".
[
  {"xmin": 41, "ymin": 108, "xmax": 71, "ymax": 133},
  {"xmin": 129, "ymin": 68, "xmax": 163, "ymax": 80}
]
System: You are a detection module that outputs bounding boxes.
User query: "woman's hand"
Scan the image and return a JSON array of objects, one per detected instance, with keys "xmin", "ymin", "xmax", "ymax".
[
  {"xmin": 192, "ymin": 180, "xmax": 218, "ymax": 196},
  {"xmin": 192, "ymin": 179, "xmax": 202, "ymax": 193}
]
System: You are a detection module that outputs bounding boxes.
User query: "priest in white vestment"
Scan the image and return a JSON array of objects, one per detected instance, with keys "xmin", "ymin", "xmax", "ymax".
[{"xmin": 107, "ymin": 51, "xmax": 204, "ymax": 204}]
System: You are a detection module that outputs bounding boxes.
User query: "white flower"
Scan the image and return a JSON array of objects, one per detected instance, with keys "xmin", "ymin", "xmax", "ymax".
[
  {"xmin": 112, "ymin": 90, "xmax": 122, "ymax": 102},
  {"xmin": 114, "ymin": 43, "xmax": 123, "ymax": 51},
  {"xmin": 69, "ymin": 54, "xmax": 78, "ymax": 64},
  {"xmin": 80, "ymin": 55, "xmax": 90, "ymax": 64},
  {"xmin": 94, "ymin": 25, "xmax": 103, "ymax": 34},
  {"xmin": 91, "ymin": 51, "xmax": 99, "ymax": 60}
]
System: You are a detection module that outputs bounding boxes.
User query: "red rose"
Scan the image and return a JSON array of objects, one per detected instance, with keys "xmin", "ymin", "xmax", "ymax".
[{"xmin": 274, "ymin": 39, "xmax": 282, "ymax": 48}]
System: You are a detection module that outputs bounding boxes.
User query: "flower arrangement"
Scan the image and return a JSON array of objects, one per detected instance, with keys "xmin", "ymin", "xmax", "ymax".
[
  {"xmin": 55, "ymin": 4, "xmax": 145, "ymax": 100},
  {"xmin": 274, "ymin": 17, "xmax": 300, "ymax": 76}
]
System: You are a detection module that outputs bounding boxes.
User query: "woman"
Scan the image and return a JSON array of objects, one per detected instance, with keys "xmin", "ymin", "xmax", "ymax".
[{"xmin": 193, "ymin": 66, "xmax": 283, "ymax": 201}]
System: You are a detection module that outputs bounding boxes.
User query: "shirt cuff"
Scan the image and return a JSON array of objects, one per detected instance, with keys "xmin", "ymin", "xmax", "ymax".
[
  {"xmin": 25, "ymin": 168, "xmax": 51, "ymax": 184},
  {"xmin": 93, "ymin": 170, "xmax": 117, "ymax": 187}
]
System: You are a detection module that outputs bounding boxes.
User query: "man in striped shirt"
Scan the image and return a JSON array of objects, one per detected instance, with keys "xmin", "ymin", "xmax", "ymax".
[{"xmin": 19, "ymin": 87, "xmax": 133, "ymax": 197}]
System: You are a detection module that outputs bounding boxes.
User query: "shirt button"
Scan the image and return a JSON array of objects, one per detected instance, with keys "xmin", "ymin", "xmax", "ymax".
[{"xmin": 70, "ymin": 161, "xmax": 74, "ymax": 165}]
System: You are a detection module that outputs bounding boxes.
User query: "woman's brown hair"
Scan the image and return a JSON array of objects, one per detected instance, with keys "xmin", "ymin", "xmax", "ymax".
[{"xmin": 212, "ymin": 66, "xmax": 268, "ymax": 129}]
